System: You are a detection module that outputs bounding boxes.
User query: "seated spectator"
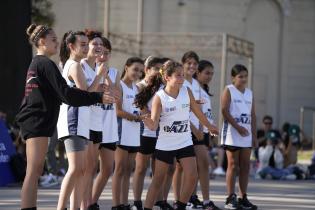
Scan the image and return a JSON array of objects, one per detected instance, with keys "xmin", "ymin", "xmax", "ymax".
[{"xmin": 282, "ymin": 123, "xmax": 301, "ymax": 167}]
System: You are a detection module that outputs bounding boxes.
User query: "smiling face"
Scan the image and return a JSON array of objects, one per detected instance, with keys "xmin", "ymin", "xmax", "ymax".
[
  {"xmin": 125, "ymin": 62, "xmax": 145, "ymax": 82},
  {"xmin": 87, "ymin": 37, "xmax": 103, "ymax": 59},
  {"xmin": 165, "ymin": 66, "xmax": 185, "ymax": 88},
  {"xmin": 183, "ymin": 57, "xmax": 198, "ymax": 77}
]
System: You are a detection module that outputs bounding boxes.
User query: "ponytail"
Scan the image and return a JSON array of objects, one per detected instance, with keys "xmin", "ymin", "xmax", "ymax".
[
  {"xmin": 134, "ymin": 72, "xmax": 163, "ymax": 110},
  {"xmin": 59, "ymin": 30, "xmax": 86, "ymax": 68}
]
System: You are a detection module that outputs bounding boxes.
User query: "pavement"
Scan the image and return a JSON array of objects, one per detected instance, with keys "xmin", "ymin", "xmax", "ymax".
[{"xmin": 0, "ymin": 177, "xmax": 314, "ymax": 210}]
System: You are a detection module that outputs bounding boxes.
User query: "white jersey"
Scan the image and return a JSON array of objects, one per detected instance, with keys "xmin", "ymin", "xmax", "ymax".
[
  {"xmin": 118, "ymin": 81, "xmax": 140, "ymax": 146},
  {"xmin": 156, "ymin": 86, "xmax": 192, "ymax": 151},
  {"xmin": 81, "ymin": 59, "xmax": 104, "ymax": 132},
  {"xmin": 221, "ymin": 84, "xmax": 253, "ymax": 147},
  {"xmin": 137, "ymin": 79, "xmax": 159, "ymax": 138},
  {"xmin": 102, "ymin": 67, "xmax": 119, "ymax": 143},
  {"xmin": 183, "ymin": 79, "xmax": 201, "ymax": 129},
  {"xmin": 57, "ymin": 59, "xmax": 91, "ymax": 139},
  {"xmin": 200, "ymin": 88, "xmax": 214, "ymax": 133}
]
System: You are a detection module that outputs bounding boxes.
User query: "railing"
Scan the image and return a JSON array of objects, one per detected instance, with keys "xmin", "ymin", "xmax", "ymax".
[{"xmin": 299, "ymin": 106, "xmax": 315, "ymax": 150}]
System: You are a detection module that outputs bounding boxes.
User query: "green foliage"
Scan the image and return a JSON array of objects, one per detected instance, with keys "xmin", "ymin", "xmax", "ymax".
[{"xmin": 31, "ymin": 0, "xmax": 55, "ymax": 26}]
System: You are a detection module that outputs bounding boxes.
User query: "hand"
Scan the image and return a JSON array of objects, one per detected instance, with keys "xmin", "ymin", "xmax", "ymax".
[
  {"xmin": 195, "ymin": 99, "xmax": 205, "ymax": 104},
  {"xmin": 97, "ymin": 62, "xmax": 108, "ymax": 77},
  {"xmin": 103, "ymin": 84, "xmax": 120, "ymax": 103},
  {"xmin": 102, "ymin": 91, "xmax": 116, "ymax": 104},
  {"xmin": 208, "ymin": 124, "xmax": 219, "ymax": 136},
  {"xmin": 237, "ymin": 126, "xmax": 249, "ymax": 137},
  {"xmin": 194, "ymin": 130, "xmax": 204, "ymax": 141},
  {"xmin": 252, "ymin": 137, "xmax": 258, "ymax": 148}
]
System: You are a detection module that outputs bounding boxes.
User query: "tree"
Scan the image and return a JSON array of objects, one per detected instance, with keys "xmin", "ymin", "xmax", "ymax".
[{"xmin": 31, "ymin": 0, "xmax": 55, "ymax": 26}]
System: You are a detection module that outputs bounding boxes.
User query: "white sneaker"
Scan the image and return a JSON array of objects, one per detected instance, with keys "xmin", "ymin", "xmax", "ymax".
[
  {"xmin": 213, "ymin": 167, "xmax": 225, "ymax": 176},
  {"xmin": 40, "ymin": 173, "xmax": 59, "ymax": 187},
  {"xmin": 285, "ymin": 174, "xmax": 297, "ymax": 180},
  {"xmin": 39, "ymin": 173, "xmax": 49, "ymax": 182}
]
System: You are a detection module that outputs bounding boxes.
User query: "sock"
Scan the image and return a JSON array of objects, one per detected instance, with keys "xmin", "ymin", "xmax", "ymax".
[
  {"xmin": 176, "ymin": 201, "xmax": 187, "ymax": 210},
  {"xmin": 21, "ymin": 208, "xmax": 37, "ymax": 210},
  {"xmin": 134, "ymin": 200, "xmax": 143, "ymax": 208},
  {"xmin": 155, "ymin": 200, "xmax": 164, "ymax": 206},
  {"xmin": 144, "ymin": 208, "xmax": 152, "ymax": 210}
]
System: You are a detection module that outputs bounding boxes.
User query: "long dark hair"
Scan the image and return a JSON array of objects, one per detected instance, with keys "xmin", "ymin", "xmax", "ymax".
[
  {"xmin": 134, "ymin": 60, "xmax": 182, "ymax": 109},
  {"xmin": 121, "ymin": 57, "xmax": 144, "ymax": 79},
  {"xmin": 59, "ymin": 30, "xmax": 86, "ymax": 68},
  {"xmin": 193, "ymin": 60, "xmax": 214, "ymax": 96},
  {"xmin": 231, "ymin": 64, "xmax": 248, "ymax": 77}
]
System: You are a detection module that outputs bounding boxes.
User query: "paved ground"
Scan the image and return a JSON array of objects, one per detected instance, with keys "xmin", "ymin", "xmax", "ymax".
[{"xmin": 0, "ymin": 177, "xmax": 314, "ymax": 210}]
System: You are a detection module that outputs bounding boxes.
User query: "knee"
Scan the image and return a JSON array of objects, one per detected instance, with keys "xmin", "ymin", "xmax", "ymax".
[
  {"xmin": 135, "ymin": 163, "xmax": 147, "ymax": 176},
  {"xmin": 228, "ymin": 160, "xmax": 239, "ymax": 173},
  {"xmin": 101, "ymin": 165, "xmax": 113, "ymax": 178},
  {"xmin": 68, "ymin": 165, "xmax": 85, "ymax": 177},
  {"xmin": 185, "ymin": 170, "xmax": 198, "ymax": 183},
  {"xmin": 114, "ymin": 164, "xmax": 125, "ymax": 177}
]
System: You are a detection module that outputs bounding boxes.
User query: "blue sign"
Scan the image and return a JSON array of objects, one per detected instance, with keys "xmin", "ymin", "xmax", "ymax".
[{"xmin": 0, "ymin": 119, "xmax": 16, "ymax": 186}]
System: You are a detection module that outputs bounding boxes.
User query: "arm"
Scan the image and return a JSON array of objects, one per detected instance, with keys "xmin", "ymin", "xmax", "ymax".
[
  {"xmin": 188, "ymin": 89, "xmax": 219, "ymax": 135},
  {"xmin": 87, "ymin": 62, "xmax": 107, "ymax": 92},
  {"xmin": 42, "ymin": 61, "xmax": 103, "ymax": 106},
  {"xmin": 251, "ymin": 97, "xmax": 258, "ymax": 148},
  {"xmin": 142, "ymin": 95, "xmax": 161, "ymax": 130},
  {"xmin": 221, "ymin": 87, "xmax": 249, "ymax": 136}
]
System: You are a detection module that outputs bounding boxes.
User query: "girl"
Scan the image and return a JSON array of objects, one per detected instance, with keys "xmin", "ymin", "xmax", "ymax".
[
  {"xmin": 221, "ymin": 64, "xmax": 257, "ymax": 210},
  {"xmin": 16, "ymin": 24, "xmax": 115, "ymax": 210},
  {"xmin": 132, "ymin": 56, "xmax": 163, "ymax": 210},
  {"xmin": 90, "ymin": 37, "xmax": 121, "ymax": 209},
  {"xmin": 57, "ymin": 30, "xmax": 108, "ymax": 210},
  {"xmin": 79, "ymin": 30, "xmax": 106, "ymax": 209},
  {"xmin": 142, "ymin": 60, "xmax": 219, "ymax": 210},
  {"xmin": 173, "ymin": 51, "xmax": 204, "ymax": 208},
  {"xmin": 112, "ymin": 57, "xmax": 145, "ymax": 210},
  {"xmin": 194, "ymin": 60, "xmax": 220, "ymax": 209}
]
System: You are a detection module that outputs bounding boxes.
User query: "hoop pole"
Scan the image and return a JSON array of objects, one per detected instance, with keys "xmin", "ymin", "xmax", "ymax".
[
  {"xmin": 218, "ymin": 33, "xmax": 228, "ymax": 139},
  {"xmin": 104, "ymin": 0, "xmax": 110, "ymax": 37}
]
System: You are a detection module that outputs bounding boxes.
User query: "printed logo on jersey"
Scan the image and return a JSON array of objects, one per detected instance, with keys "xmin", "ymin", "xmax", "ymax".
[
  {"xmin": 163, "ymin": 120, "xmax": 189, "ymax": 133},
  {"xmin": 205, "ymin": 108, "xmax": 213, "ymax": 120},
  {"xmin": 126, "ymin": 95, "xmax": 135, "ymax": 99},
  {"xmin": 234, "ymin": 113, "xmax": 251, "ymax": 124},
  {"xmin": 233, "ymin": 99, "xmax": 242, "ymax": 103},
  {"xmin": 93, "ymin": 103, "xmax": 114, "ymax": 110},
  {"xmin": 165, "ymin": 106, "xmax": 176, "ymax": 112},
  {"xmin": 245, "ymin": 100, "xmax": 252, "ymax": 105},
  {"xmin": 182, "ymin": 103, "xmax": 189, "ymax": 109}
]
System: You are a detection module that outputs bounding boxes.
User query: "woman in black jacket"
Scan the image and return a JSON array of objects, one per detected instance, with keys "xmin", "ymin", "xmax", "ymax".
[{"xmin": 16, "ymin": 24, "xmax": 117, "ymax": 210}]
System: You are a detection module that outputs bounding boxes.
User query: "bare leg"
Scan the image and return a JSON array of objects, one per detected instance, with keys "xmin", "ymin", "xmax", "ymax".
[
  {"xmin": 91, "ymin": 147, "xmax": 114, "ymax": 204},
  {"xmin": 133, "ymin": 152, "xmax": 151, "ymax": 202},
  {"xmin": 121, "ymin": 152, "xmax": 136, "ymax": 205},
  {"xmin": 21, "ymin": 137, "xmax": 48, "ymax": 208},
  {"xmin": 172, "ymin": 162, "xmax": 183, "ymax": 201},
  {"xmin": 225, "ymin": 150, "xmax": 240, "ymax": 195},
  {"xmin": 194, "ymin": 145, "xmax": 210, "ymax": 201},
  {"xmin": 238, "ymin": 148, "xmax": 251, "ymax": 198}
]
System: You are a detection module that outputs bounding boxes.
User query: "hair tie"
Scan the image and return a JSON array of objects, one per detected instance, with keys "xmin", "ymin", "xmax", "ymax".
[
  {"xmin": 159, "ymin": 68, "xmax": 164, "ymax": 76},
  {"xmin": 33, "ymin": 26, "xmax": 49, "ymax": 43}
]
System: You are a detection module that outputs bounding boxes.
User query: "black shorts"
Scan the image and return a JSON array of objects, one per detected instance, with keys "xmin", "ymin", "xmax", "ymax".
[
  {"xmin": 139, "ymin": 136, "xmax": 157, "ymax": 155},
  {"xmin": 204, "ymin": 132, "xmax": 210, "ymax": 147},
  {"xmin": 99, "ymin": 142, "xmax": 117, "ymax": 151},
  {"xmin": 117, "ymin": 145, "xmax": 139, "ymax": 153},
  {"xmin": 192, "ymin": 132, "xmax": 205, "ymax": 145},
  {"xmin": 89, "ymin": 130, "xmax": 102, "ymax": 144},
  {"xmin": 222, "ymin": 145, "xmax": 252, "ymax": 152},
  {"xmin": 154, "ymin": 145, "xmax": 195, "ymax": 165}
]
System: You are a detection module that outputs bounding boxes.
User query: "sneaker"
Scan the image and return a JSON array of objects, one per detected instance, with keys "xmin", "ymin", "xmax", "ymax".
[
  {"xmin": 284, "ymin": 174, "xmax": 297, "ymax": 180},
  {"xmin": 238, "ymin": 194, "xmax": 257, "ymax": 210},
  {"xmin": 163, "ymin": 201, "xmax": 175, "ymax": 210},
  {"xmin": 40, "ymin": 173, "xmax": 59, "ymax": 187},
  {"xmin": 213, "ymin": 167, "xmax": 226, "ymax": 176},
  {"xmin": 123, "ymin": 204, "xmax": 131, "ymax": 210},
  {"xmin": 224, "ymin": 194, "xmax": 238, "ymax": 210},
  {"xmin": 88, "ymin": 203, "xmax": 100, "ymax": 210},
  {"xmin": 39, "ymin": 173, "xmax": 49, "ymax": 182},
  {"xmin": 203, "ymin": 201, "xmax": 221, "ymax": 210},
  {"xmin": 131, "ymin": 205, "xmax": 143, "ymax": 210},
  {"xmin": 189, "ymin": 195, "xmax": 203, "ymax": 209}
]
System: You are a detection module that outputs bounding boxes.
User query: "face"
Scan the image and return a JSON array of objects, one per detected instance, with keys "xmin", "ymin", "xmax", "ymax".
[
  {"xmin": 146, "ymin": 63, "xmax": 163, "ymax": 77},
  {"xmin": 69, "ymin": 35, "xmax": 89, "ymax": 59},
  {"xmin": 87, "ymin": 37, "xmax": 103, "ymax": 59},
  {"xmin": 232, "ymin": 70, "xmax": 248, "ymax": 88},
  {"xmin": 197, "ymin": 66, "xmax": 214, "ymax": 85},
  {"xmin": 165, "ymin": 66, "xmax": 185, "ymax": 87},
  {"xmin": 183, "ymin": 57, "xmax": 198, "ymax": 77},
  {"xmin": 39, "ymin": 30, "xmax": 59, "ymax": 56},
  {"xmin": 263, "ymin": 119, "xmax": 273, "ymax": 131},
  {"xmin": 125, "ymin": 62, "xmax": 144, "ymax": 81},
  {"xmin": 96, "ymin": 47, "xmax": 111, "ymax": 63}
]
